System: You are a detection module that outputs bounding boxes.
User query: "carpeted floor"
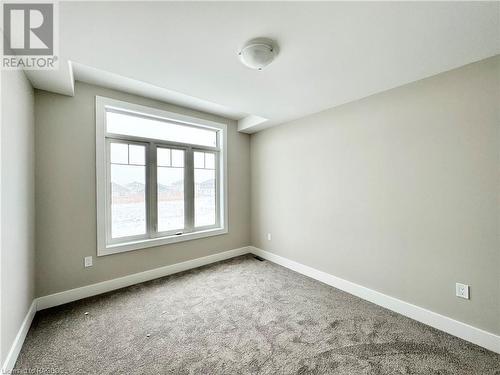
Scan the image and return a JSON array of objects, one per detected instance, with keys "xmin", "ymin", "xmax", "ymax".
[{"xmin": 15, "ymin": 254, "xmax": 500, "ymax": 374}]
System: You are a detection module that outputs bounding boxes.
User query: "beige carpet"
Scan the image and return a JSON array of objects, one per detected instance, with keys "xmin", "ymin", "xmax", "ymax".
[{"xmin": 15, "ymin": 254, "xmax": 500, "ymax": 374}]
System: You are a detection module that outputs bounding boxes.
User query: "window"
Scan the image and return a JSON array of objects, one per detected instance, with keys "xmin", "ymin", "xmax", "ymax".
[{"xmin": 96, "ymin": 96, "xmax": 227, "ymax": 255}]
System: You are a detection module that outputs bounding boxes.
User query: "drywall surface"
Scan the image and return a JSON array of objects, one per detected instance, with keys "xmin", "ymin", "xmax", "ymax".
[
  {"xmin": 251, "ymin": 56, "xmax": 500, "ymax": 335},
  {"xmin": 35, "ymin": 82, "xmax": 250, "ymax": 296},
  {"xmin": 1, "ymin": 71, "xmax": 35, "ymax": 363}
]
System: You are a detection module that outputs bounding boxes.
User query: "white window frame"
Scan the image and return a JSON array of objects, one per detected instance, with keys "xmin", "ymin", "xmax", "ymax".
[{"xmin": 96, "ymin": 96, "xmax": 228, "ymax": 256}]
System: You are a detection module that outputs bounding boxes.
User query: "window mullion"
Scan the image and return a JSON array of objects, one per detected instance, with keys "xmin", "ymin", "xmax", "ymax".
[
  {"xmin": 184, "ymin": 148, "xmax": 194, "ymax": 232},
  {"xmin": 96, "ymin": 96, "xmax": 227, "ymax": 256}
]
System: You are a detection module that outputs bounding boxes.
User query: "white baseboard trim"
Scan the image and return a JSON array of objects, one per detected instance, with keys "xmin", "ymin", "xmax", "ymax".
[
  {"xmin": 37, "ymin": 246, "xmax": 249, "ymax": 311},
  {"xmin": 1, "ymin": 300, "xmax": 37, "ymax": 374},
  {"xmin": 2, "ymin": 247, "xmax": 250, "ymax": 372},
  {"xmin": 5, "ymin": 245, "xmax": 497, "ymax": 374},
  {"xmin": 250, "ymin": 246, "xmax": 500, "ymax": 354}
]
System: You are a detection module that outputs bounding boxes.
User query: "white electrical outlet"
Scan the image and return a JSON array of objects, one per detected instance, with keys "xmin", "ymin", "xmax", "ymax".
[
  {"xmin": 456, "ymin": 283, "xmax": 469, "ymax": 299},
  {"xmin": 84, "ymin": 256, "xmax": 93, "ymax": 268},
  {"xmin": 267, "ymin": 233, "xmax": 272, "ymax": 241}
]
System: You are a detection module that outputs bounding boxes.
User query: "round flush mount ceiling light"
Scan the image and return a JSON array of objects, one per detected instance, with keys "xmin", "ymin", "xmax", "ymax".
[{"xmin": 238, "ymin": 38, "xmax": 279, "ymax": 71}]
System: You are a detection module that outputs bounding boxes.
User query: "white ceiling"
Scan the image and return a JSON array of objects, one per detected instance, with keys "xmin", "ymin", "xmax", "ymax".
[{"xmin": 27, "ymin": 1, "xmax": 500, "ymax": 133}]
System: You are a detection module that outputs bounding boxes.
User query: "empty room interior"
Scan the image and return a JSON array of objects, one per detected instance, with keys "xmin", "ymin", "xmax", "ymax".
[{"xmin": 1, "ymin": 1, "xmax": 500, "ymax": 374}]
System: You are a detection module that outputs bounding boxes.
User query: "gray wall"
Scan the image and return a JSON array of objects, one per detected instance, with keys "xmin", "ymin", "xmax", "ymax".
[
  {"xmin": 1, "ymin": 71, "xmax": 35, "ymax": 364},
  {"xmin": 251, "ymin": 56, "xmax": 500, "ymax": 335},
  {"xmin": 35, "ymin": 82, "xmax": 250, "ymax": 297}
]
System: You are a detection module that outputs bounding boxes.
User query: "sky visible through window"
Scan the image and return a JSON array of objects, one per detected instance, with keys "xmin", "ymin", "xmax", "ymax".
[{"xmin": 107, "ymin": 111, "xmax": 217, "ymax": 147}]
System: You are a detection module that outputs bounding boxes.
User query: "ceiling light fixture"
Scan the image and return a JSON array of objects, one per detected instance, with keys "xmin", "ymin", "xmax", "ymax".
[{"xmin": 238, "ymin": 38, "xmax": 279, "ymax": 71}]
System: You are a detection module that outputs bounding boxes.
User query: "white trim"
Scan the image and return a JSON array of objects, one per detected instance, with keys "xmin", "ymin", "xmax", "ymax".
[
  {"xmin": 99, "ymin": 227, "xmax": 228, "ymax": 256},
  {"xmin": 95, "ymin": 96, "xmax": 107, "ymax": 254},
  {"xmin": 249, "ymin": 246, "xmax": 500, "ymax": 354},
  {"xmin": 1, "ymin": 300, "xmax": 37, "ymax": 374},
  {"xmin": 37, "ymin": 247, "xmax": 249, "ymax": 310},
  {"xmin": 1, "ymin": 247, "xmax": 248, "ymax": 371},
  {"xmin": 95, "ymin": 96, "xmax": 228, "ymax": 256},
  {"xmin": 96, "ymin": 96, "xmax": 227, "ymax": 131},
  {"xmin": 3, "ymin": 246, "xmax": 498, "ymax": 373}
]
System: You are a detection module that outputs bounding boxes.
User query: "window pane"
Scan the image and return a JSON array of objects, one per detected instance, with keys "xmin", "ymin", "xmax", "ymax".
[
  {"xmin": 157, "ymin": 148, "xmax": 170, "ymax": 167},
  {"xmin": 194, "ymin": 151, "xmax": 204, "ymax": 169},
  {"xmin": 195, "ymin": 168, "xmax": 216, "ymax": 227},
  {"xmin": 110, "ymin": 143, "xmax": 128, "ymax": 164},
  {"xmin": 171, "ymin": 149, "xmax": 184, "ymax": 167},
  {"xmin": 129, "ymin": 145, "xmax": 145, "ymax": 165},
  {"xmin": 205, "ymin": 153, "xmax": 215, "ymax": 169},
  {"xmin": 111, "ymin": 164, "xmax": 146, "ymax": 238},
  {"xmin": 158, "ymin": 149, "xmax": 184, "ymax": 232},
  {"xmin": 107, "ymin": 111, "xmax": 217, "ymax": 147}
]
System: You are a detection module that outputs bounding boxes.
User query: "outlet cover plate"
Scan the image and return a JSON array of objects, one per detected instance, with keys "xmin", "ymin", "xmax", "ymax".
[
  {"xmin": 456, "ymin": 283, "xmax": 469, "ymax": 299},
  {"xmin": 84, "ymin": 256, "xmax": 93, "ymax": 268}
]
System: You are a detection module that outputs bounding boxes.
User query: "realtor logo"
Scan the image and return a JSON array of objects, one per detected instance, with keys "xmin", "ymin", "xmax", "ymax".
[
  {"xmin": 2, "ymin": 2, "xmax": 57, "ymax": 69},
  {"xmin": 4, "ymin": 3, "xmax": 53, "ymax": 55}
]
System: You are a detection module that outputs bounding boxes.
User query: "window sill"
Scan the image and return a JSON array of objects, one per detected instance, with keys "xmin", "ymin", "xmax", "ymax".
[{"xmin": 98, "ymin": 227, "xmax": 228, "ymax": 256}]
